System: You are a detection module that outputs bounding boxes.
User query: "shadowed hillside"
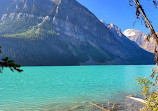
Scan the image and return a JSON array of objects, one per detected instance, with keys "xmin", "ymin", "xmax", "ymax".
[{"xmin": 0, "ymin": 0, "xmax": 154, "ymax": 65}]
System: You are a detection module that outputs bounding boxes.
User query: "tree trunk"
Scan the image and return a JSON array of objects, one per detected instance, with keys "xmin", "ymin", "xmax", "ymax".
[{"xmin": 133, "ymin": 0, "xmax": 158, "ymax": 44}]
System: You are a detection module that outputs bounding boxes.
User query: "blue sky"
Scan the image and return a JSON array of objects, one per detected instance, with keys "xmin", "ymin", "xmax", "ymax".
[{"xmin": 76, "ymin": 0, "xmax": 158, "ymax": 34}]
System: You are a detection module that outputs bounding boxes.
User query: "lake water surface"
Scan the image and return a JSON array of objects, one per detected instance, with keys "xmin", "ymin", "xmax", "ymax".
[{"xmin": 0, "ymin": 65, "xmax": 154, "ymax": 111}]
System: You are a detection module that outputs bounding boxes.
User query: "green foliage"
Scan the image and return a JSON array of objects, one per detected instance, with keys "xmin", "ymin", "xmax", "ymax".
[
  {"xmin": 0, "ymin": 57, "xmax": 23, "ymax": 73},
  {"xmin": 136, "ymin": 76, "xmax": 153, "ymax": 96},
  {"xmin": 3, "ymin": 29, "xmax": 39, "ymax": 39},
  {"xmin": 130, "ymin": 0, "xmax": 158, "ymax": 110},
  {"xmin": 0, "ymin": 47, "xmax": 23, "ymax": 73},
  {"xmin": 1, "ymin": 19, "xmax": 57, "ymax": 40},
  {"xmin": 0, "ymin": 17, "xmax": 40, "ymax": 35},
  {"xmin": 136, "ymin": 75, "xmax": 158, "ymax": 111}
]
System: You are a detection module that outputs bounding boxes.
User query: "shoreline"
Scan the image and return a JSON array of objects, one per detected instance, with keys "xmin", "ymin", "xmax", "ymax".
[{"xmin": 0, "ymin": 97, "xmax": 144, "ymax": 111}]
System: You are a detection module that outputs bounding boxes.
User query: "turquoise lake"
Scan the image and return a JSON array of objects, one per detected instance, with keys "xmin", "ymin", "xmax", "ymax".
[{"xmin": 0, "ymin": 65, "xmax": 154, "ymax": 111}]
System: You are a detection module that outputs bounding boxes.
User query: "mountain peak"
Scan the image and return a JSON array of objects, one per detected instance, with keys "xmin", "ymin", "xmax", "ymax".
[
  {"xmin": 108, "ymin": 23, "xmax": 115, "ymax": 28},
  {"xmin": 106, "ymin": 23, "xmax": 122, "ymax": 37},
  {"xmin": 123, "ymin": 29, "xmax": 155, "ymax": 53},
  {"xmin": 100, "ymin": 20, "xmax": 106, "ymax": 25},
  {"xmin": 123, "ymin": 29, "xmax": 145, "ymax": 37},
  {"xmin": 0, "ymin": 0, "xmax": 154, "ymax": 65}
]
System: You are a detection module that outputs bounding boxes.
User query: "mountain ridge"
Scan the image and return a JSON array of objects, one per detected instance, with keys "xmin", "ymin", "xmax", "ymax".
[
  {"xmin": 0, "ymin": 0, "xmax": 154, "ymax": 66},
  {"xmin": 123, "ymin": 29, "xmax": 156, "ymax": 53}
]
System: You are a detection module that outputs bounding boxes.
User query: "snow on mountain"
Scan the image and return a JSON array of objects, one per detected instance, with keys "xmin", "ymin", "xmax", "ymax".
[
  {"xmin": 123, "ymin": 29, "xmax": 156, "ymax": 53},
  {"xmin": 0, "ymin": 0, "xmax": 154, "ymax": 65}
]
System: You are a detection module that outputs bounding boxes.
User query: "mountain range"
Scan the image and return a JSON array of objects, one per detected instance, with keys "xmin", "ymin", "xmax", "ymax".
[
  {"xmin": 123, "ymin": 29, "xmax": 156, "ymax": 53},
  {"xmin": 0, "ymin": 0, "xmax": 154, "ymax": 66}
]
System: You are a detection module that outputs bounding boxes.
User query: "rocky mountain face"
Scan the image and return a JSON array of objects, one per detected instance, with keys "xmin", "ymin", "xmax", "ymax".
[
  {"xmin": 101, "ymin": 20, "xmax": 123, "ymax": 37},
  {"xmin": 0, "ymin": 0, "xmax": 12, "ymax": 17},
  {"xmin": 123, "ymin": 29, "xmax": 156, "ymax": 53},
  {"xmin": 0, "ymin": 0, "xmax": 154, "ymax": 66}
]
